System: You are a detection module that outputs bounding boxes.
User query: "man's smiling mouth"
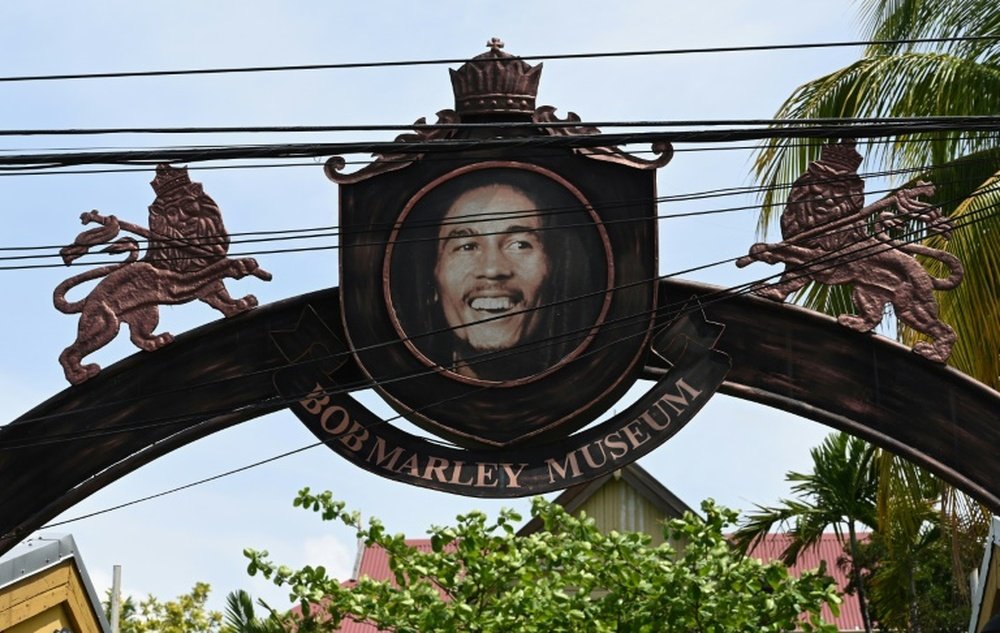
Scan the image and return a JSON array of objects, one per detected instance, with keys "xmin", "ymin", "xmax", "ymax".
[{"xmin": 468, "ymin": 294, "xmax": 522, "ymax": 314}]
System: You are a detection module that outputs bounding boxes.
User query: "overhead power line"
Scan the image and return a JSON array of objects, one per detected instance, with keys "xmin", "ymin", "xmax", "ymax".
[
  {"xmin": 2, "ymin": 162, "xmax": 991, "ymax": 269},
  {"xmin": 0, "ymin": 36, "xmax": 997, "ymax": 84},
  {"xmin": 2, "ymin": 116, "xmax": 999, "ymax": 137},
  {"xmin": 4, "ymin": 183, "xmax": 995, "ymax": 435},
  {"xmin": 2, "ymin": 119, "xmax": 1000, "ymax": 169},
  {"xmin": 6, "ymin": 202, "xmax": 993, "ymax": 534},
  {"xmin": 2, "ymin": 133, "xmax": 996, "ymax": 177}
]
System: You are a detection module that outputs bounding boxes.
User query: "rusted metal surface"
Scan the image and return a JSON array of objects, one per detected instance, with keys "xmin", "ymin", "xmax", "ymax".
[
  {"xmin": 738, "ymin": 140, "xmax": 964, "ymax": 362},
  {"xmin": 3, "ymin": 280, "xmax": 998, "ymax": 555},
  {"xmin": 53, "ymin": 165, "xmax": 272, "ymax": 384}
]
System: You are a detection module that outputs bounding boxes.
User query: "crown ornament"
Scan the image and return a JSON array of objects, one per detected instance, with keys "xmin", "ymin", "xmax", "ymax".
[
  {"xmin": 326, "ymin": 38, "xmax": 671, "ymax": 184},
  {"xmin": 449, "ymin": 38, "xmax": 542, "ymax": 117},
  {"xmin": 819, "ymin": 139, "xmax": 863, "ymax": 172},
  {"xmin": 150, "ymin": 164, "xmax": 195, "ymax": 197}
]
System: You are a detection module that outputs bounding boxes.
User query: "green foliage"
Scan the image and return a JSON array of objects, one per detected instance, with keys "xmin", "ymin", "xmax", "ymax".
[
  {"xmin": 246, "ymin": 488, "xmax": 842, "ymax": 632},
  {"xmin": 750, "ymin": 5, "xmax": 998, "ymax": 624},
  {"xmin": 736, "ymin": 432, "xmax": 988, "ymax": 632},
  {"xmin": 102, "ymin": 590, "xmax": 138, "ymax": 632},
  {"xmin": 732, "ymin": 432, "xmax": 878, "ymax": 632},
  {"xmin": 102, "ymin": 583, "xmax": 224, "ymax": 633},
  {"xmin": 222, "ymin": 589, "xmax": 286, "ymax": 633},
  {"xmin": 732, "ymin": 433, "xmax": 877, "ymax": 561},
  {"xmin": 854, "ymin": 523, "xmax": 979, "ymax": 632}
]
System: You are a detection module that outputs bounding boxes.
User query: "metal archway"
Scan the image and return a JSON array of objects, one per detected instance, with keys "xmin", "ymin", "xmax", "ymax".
[{"xmin": 1, "ymin": 278, "xmax": 997, "ymax": 554}]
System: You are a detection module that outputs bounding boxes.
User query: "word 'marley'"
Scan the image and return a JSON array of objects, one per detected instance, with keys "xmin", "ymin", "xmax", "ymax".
[{"xmin": 297, "ymin": 375, "xmax": 703, "ymax": 491}]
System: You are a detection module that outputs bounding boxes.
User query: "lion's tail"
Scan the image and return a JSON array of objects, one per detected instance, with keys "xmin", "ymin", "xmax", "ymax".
[
  {"xmin": 901, "ymin": 243, "xmax": 964, "ymax": 290},
  {"xmin": 53, "ymin": 238, "xmax": 140, "ymax": 314}
]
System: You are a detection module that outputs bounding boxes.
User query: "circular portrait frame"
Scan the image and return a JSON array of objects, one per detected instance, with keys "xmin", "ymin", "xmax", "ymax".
[{"xmin": 383, "ymin": 162, "xmax": 614, "ymax": 387}]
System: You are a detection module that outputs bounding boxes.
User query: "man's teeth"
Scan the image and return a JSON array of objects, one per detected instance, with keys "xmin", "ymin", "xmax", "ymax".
[{"xmin": 470, "ymin": 297, "xmax": 515, "ymax": 311}]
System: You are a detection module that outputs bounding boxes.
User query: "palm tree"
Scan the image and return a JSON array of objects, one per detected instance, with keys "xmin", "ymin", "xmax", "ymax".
[
  {"xmin": 751, "ymin": 3, "xmax": 998, "ymax": 625},
  {"xmin": 732, "ymin": 432, "xmax": 878, "ymax": 633},
  {"xmin": 753, "ymin": 0, "xmax": 1000, "ymax": 388},
  {"xmin": 222, "ymin": 589, "xmax": 285, "ymax": 633}
]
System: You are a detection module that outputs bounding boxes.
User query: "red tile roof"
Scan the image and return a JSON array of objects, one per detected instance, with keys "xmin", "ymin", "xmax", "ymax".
[
  {"xmin": 294, "ymin": 540, "xmax": 447, "ymax": 633},
  {"xmin": 746, "ymin": 532, "xmax": 868, "ymax": 632},
  {"xmin": 355, "ymin": 539, "xmax": 437, "ymax": 584}
]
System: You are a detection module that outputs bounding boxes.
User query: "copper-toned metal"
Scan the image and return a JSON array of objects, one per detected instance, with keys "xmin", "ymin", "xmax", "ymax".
[
  {"xmin": 324, "ymin": 109, "xmax": 461, "ymax": 184},
  {"xmin": 532, "ymin": 106, "xmax": 674, "ymax": 170},
  {"xmin": 449, "ymin": 38, "xmax": 542, "ymax": 117},
  {"xmin": 325, "ymin": 40, "xmax": 672, "ymax": 184},
  {"xmin": 53, "ymin": 164, "xmax": 272, "ymax": 385},
  {"xmin": 738, "ymin": 140, "xmax": 964, "ymax": 363}
]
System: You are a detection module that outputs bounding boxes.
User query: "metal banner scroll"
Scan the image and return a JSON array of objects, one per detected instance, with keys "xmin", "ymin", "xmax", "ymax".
[{"xmin": 273, "ymin": 305, "xmax": 730, "ymax": 496}]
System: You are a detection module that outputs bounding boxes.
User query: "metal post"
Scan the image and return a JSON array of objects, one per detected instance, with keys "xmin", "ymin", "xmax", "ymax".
[{"xmin": 110, "ymin": 564, "xmax": 121, "ymax": 633}]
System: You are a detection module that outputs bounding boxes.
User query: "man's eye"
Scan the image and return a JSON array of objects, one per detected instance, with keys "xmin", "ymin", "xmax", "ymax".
[
  {"xmin": 506, "ymin": 239, "xmax": 534, "ymax": 250},
  {"xmin": 454, "ymin": 241, "xmax": 478, "ymax": 252}
]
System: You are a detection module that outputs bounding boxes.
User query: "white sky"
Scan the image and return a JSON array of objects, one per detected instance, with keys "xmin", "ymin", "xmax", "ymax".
[{"xmin": 0, "ymin": 0, "xmax": 865, "ymax": 613}]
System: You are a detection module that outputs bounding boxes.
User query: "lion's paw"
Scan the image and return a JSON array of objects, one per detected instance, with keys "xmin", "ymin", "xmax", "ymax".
[
  {"xmin": 231, "ymin": 258, "xmax": 260, "ymax": 278},
  {"xmin": 912, "ymin": 342, "xmax": 947, "ymax": 363},
  {"xmin": 235, "ymin": 295, "xmax": 259, "ymax": 311},
  {"xmin": 748, "ymin": 243, "xmax": 779, "ymax": 264},
  {"xmin": 837, "ymin": 314, "xmax": 876, "ymax": 333},
  {"xmin": 752, "ymin": 285, "xmax": 788, "ymax": 302},
  {"xmin": 66, "ymin": 363, "xmax": 101, "ymax": 386}
]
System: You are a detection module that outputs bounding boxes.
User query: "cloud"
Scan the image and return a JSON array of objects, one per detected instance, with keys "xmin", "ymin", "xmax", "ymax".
[{"xmin": 301, "ymin": 535, "xmax": 356, "ymax": 581}]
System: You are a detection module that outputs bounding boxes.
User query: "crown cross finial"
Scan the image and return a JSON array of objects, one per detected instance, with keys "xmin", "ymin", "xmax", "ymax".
[{"xmin": 451, "ymin": 39, "xmax": 541, "ymax": 117}]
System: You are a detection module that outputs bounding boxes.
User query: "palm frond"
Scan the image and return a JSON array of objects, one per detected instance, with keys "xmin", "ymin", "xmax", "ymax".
[
  {"xmin": 859, "ymin": 0, "xmax": 1000, "ymax": 59},
  {"xmin": 900, "ymin": 168, "xmax": 1000, "ymax": 388},
  {"xmin": 753, "ymin": 53, "xmax": 1000, "ymax": 234},
  {"xmin": 224, "ymin": 589, "xmax": 257, "ymax": 633}
]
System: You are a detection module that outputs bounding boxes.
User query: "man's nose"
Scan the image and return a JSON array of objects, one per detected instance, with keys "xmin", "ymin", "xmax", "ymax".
[{"xmin": 478, "ymin": 244, "xmax": 513, "ymax": 278}]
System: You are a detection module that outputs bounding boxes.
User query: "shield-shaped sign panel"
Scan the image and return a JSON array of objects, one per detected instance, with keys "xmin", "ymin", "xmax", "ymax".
[{"xmin": 340, "ymin": 148, "xmax": 657, "ymax": 448}]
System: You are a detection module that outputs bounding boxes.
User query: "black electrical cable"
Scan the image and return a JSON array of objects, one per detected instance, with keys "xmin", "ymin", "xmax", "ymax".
[
  {"xmin": 4, "ymin": 192, "xmax": 993, "ymax": 440},
  {"xmin": 0, "ymin": 36, "xmax": 997, "ymax": 84},
  {"xmin": 0, "ymin": 179, "xmax": 933, "ymax": 265},
  {"xmin": 4, "ymin": 171, "xmax": 996, "ymax": 433},
  {"xmin": 4, "ymin": 153, "xmax": 977, "ymax": 257},
  {"xmin": 1, "ymin": 132, "xmax": 997, "ymax": 175},
  {"xmin": 1, "ymin": 120, "xmax": 1000, "ymax": 170},
  {"xmin": 3, "ymin": 116, "xmax": 1000, "ymax": 137},
  {"xmin": 2, "ymin": 163, "xmax": 991, "ymax": 269},
  {"xmin": 9, "ymin": 203, "xmax": 993, "ymax": 534},
  {"xmin": 0, "ymin": 177, "xmax": 992, "ymax": 446},
  {"xmin": 4, "ymin": 149, "xmax": 994, "ymax": 257}
]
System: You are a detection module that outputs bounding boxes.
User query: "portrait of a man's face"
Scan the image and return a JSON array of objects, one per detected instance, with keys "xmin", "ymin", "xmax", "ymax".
[
  {"xmin": 386, "ymin": 164, "xmax": 611, "ymax": 384},
  {"xmin": 435, "ymin": 184, "xmax": 550, "ymax": 354}
]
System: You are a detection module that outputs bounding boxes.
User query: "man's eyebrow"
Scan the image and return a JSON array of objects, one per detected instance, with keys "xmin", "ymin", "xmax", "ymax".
[
  {"xmin": 503, "ymin": 224, "xmax": 539, "ymax": 235},
  {"xmin": 442, "ymin": 226, "xmax": 476, "ymax": 243}
]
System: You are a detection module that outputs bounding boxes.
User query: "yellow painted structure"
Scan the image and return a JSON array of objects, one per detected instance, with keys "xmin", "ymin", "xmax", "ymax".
[
  {"xmin": 572, "ymin": 476, "xmax": 671, "ymax": 545},
  {"xmin": 518, "ymin": 464, "xmax": 693, "ymax": 544},
  {"xmin": 0, "ymin": 535, "xmax": 107, "ymax": 633},
  {"xmin": 970, "ymin": 518, "xmax": 1000, "ymax": 633}
]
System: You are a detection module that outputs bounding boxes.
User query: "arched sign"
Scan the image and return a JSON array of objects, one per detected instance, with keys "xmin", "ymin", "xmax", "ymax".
[
  {"xmin": 1, "ymin": 279, "xmax": 997, "ymax": 555},
  {"xmin": 1, "ymin": 40, "xmax": 997, "ymax": 555}
]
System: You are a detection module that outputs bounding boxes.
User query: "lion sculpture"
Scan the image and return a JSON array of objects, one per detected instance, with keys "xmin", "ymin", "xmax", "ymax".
[
  {"xmin": 737, "ymin": 140, "xmax": 963, "ymax": 363},
  {"xmin": 54, "ymin": 164, "xmax": 272, "ymax": 385}
]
